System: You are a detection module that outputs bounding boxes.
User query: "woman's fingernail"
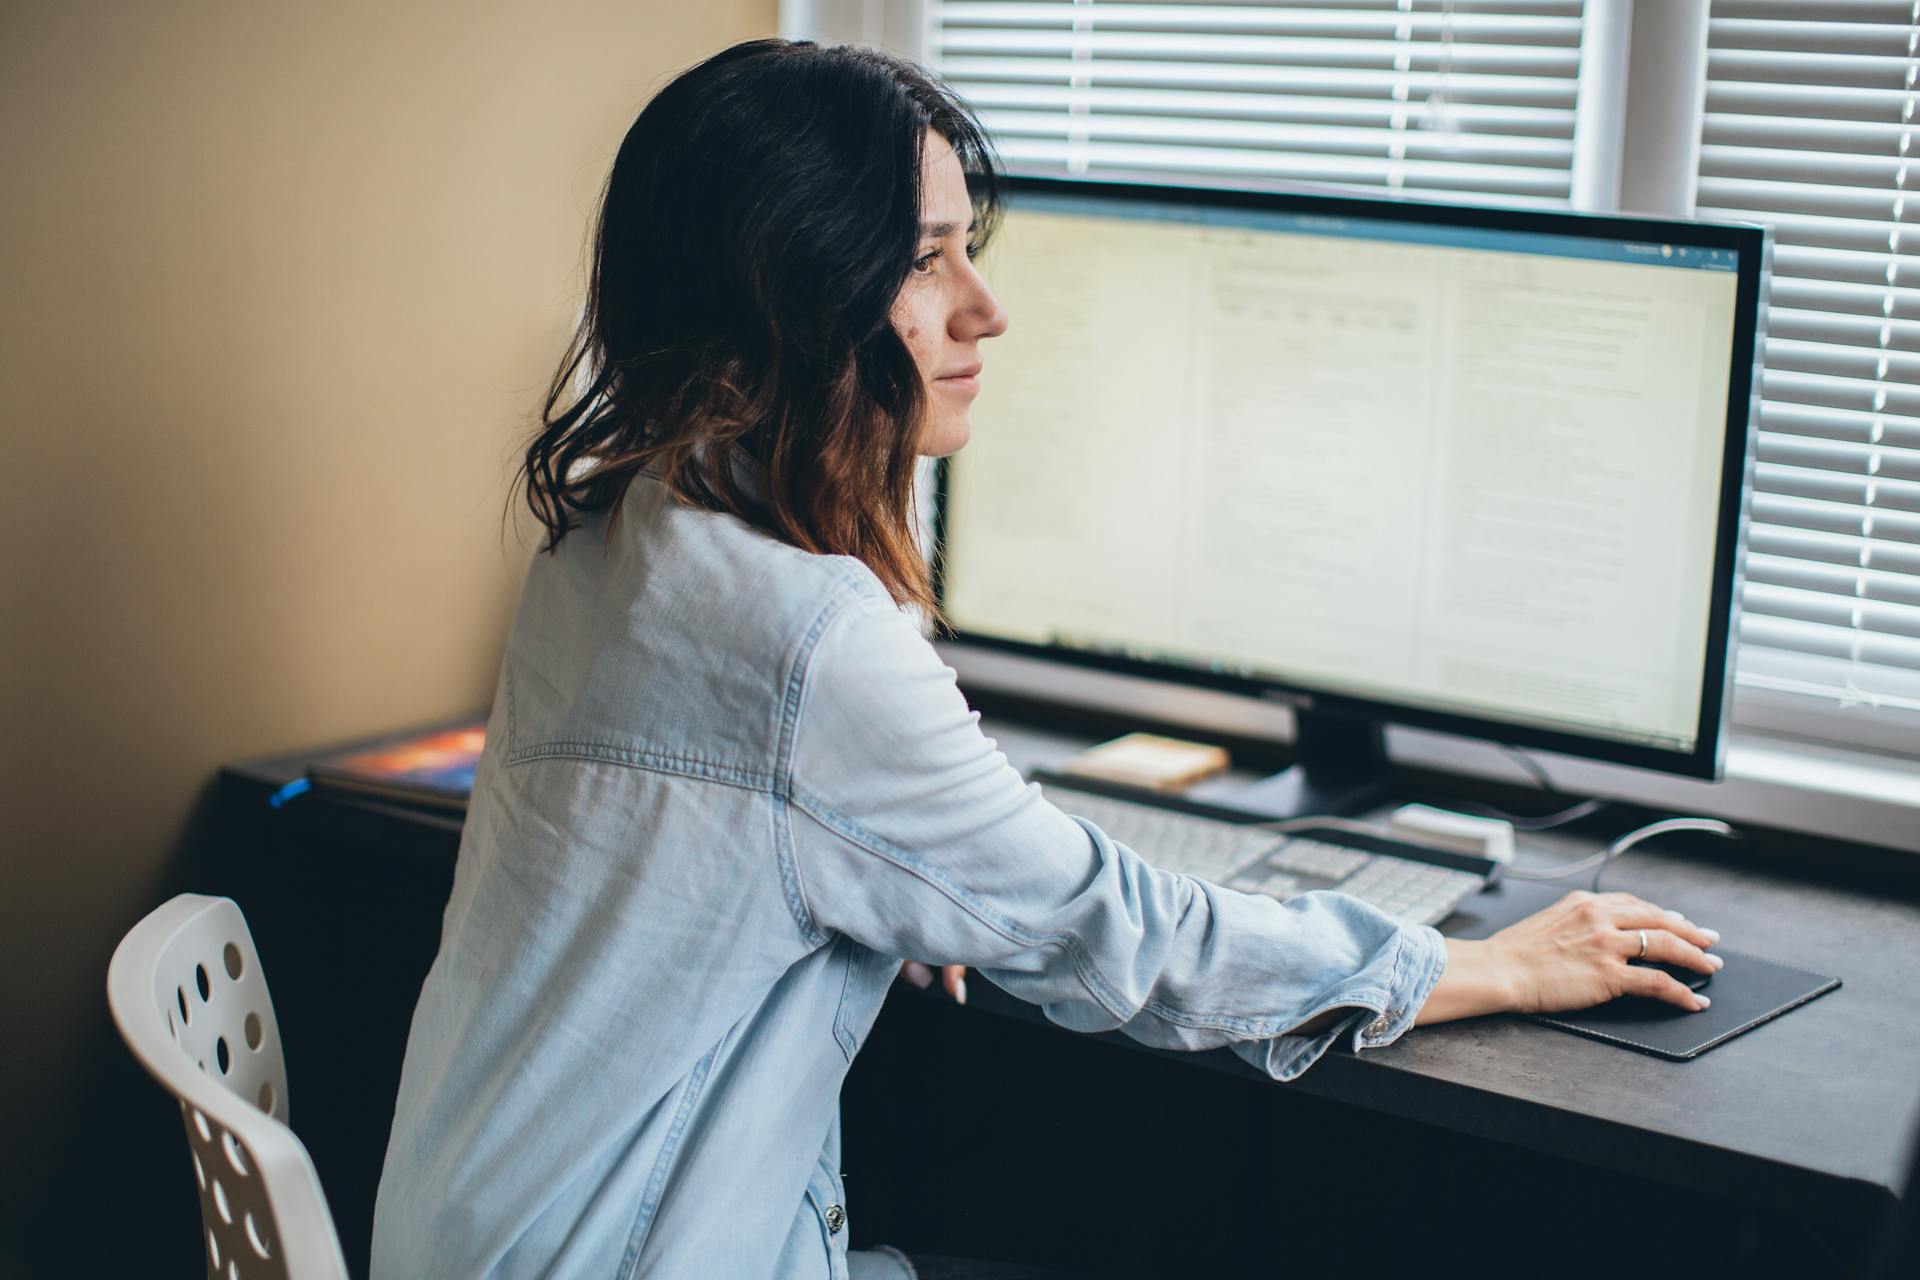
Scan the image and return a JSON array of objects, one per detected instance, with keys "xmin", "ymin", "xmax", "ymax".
[
  {"xmin": 1708, "ymin": 954, "xmax": 1725, "ymax": 970},
  {"xmin": 903, "ymin": 963, "xmax": 932, "ymax": 989},
  {"xmin": 1695, "ymin": 995, "xmax": 1712, "ymax": 1010},
  {"xmin": 1665, "ymin": 909, "xmax": 1687, "ymax": 922},
  {"xmin": 954, "ymin": 978, "xmax": 968, "ymax": 1006},
  {"xmin": 1702, "ymin": 928, "xmax": 1721, "ymax": 943}
]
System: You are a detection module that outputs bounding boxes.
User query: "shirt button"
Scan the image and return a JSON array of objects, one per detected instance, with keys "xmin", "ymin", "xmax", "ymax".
[
  {"xmin": 1367, "ymin": 1017, "xmax": 1392, "ymax": 1039},
  {"xmin": 825, "ymin": 1204, "xmax": 846, "ymax": 1235}
]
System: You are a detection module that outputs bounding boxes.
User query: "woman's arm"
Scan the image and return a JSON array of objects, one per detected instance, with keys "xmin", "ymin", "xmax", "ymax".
[{"xmin": 785, "ymin": 591, "xmax": 1445, "ymax": 1081}]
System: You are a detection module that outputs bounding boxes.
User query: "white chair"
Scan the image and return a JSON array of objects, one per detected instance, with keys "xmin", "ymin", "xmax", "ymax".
[{"xmin": 107, "ymin": 893, "xmax": 349, "ymax": 1280}]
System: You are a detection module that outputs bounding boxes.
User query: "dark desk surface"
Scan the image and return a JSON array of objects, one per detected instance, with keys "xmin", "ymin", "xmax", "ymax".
[
  {"xmin": 984, "ymin": 717, "xmax": 1920, "ymax": 1228},
  {"xmin": 218, "ymin": 710, "xmax": 1920, "ymax": 1239}
]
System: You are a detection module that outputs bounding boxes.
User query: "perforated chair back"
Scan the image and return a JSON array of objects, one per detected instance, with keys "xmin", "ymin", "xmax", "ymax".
[{"xmin": 107, "ymin": 893, "xmax": 348, "ymax": 1280}]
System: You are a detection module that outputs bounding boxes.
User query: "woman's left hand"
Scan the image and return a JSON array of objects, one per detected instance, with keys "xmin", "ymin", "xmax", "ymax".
[{"xmin": 898, "ymin": 961, "xmax": 967, "ymax": 1004}]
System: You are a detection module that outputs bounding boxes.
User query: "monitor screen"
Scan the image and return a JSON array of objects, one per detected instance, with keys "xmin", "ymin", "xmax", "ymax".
[{"xmin": 938, "ymin": 179, "xmax": 1764, "ymax": 777}]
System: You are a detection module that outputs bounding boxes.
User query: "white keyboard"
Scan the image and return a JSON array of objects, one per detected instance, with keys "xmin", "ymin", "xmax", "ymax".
[{"xmin": 1045, "ymin": 783, "xmax": 1488, "ymax": 929}]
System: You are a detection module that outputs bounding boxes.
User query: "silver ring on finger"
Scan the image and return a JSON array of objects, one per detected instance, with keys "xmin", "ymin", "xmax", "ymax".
[{"xmin": 1635, "ymin": 928, "xmax": 1648, "ymax": 961}]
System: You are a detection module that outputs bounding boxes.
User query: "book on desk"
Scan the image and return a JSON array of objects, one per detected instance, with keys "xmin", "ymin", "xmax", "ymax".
[{"xmin": 305, "ymin": 719, "xmax": 484, "ymax": 811}]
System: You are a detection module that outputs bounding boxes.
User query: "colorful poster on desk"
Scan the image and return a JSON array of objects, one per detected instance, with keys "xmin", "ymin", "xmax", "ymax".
[{"xmin": 306, "ymin": 720, "xmax": 485, "ymax": 811}]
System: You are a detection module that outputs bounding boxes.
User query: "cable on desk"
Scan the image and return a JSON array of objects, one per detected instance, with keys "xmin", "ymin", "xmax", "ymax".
[
  {"xmin": 1242, "ymin": 810, "xmax": 1740, "ymax": 895},
  {"xmin": 1501, "ymin": 816, "xmax": 1740, "ymax": 893},
  {"xmin": 1232, "ymin": 802, "xmax": 1743, "ymax": 924},
  {"xmin": 1441, "ymin": 744, "xmax": 1611, "ymax": 832}
]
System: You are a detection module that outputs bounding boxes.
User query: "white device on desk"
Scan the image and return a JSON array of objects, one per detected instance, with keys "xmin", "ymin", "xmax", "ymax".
[{"xmin": 1387, "ymin": 805, "xmax": 1516, "ymax": 865}]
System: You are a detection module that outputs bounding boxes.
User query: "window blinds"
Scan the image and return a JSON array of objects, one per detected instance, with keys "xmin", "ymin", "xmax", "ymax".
[
  {"xmin": 1699, "ymin": 1, "xmax": 1920, "ymax": 713},
  {"xmin": 930, "ymin": 1, "xmax": 1590, "ymax": 207}
]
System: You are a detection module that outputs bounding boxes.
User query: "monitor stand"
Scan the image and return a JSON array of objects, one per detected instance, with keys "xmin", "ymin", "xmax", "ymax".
[{"xmin": 1209, "ymin": 708, "xmax": 1391, "ymax": 821}]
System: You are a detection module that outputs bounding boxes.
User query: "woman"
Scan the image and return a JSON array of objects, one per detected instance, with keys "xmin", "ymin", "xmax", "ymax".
[{"xmin": 371, "ymin": 39, "xmax": 1721, "ymax": 1280}]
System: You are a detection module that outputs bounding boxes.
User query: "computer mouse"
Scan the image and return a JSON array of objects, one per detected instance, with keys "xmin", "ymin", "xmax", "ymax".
[{"xmin": 1629, "ymin": 958, "xmax": 1711, "ymax": 992}]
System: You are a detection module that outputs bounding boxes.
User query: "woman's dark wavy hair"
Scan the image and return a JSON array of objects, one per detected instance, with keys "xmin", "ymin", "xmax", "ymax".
[{"xmin": 519, "ymin": 39, "xmax": 1001, "ymax": 613}]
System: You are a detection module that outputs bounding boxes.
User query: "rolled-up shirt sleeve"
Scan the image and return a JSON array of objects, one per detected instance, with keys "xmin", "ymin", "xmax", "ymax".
[{"xmin": 784, "ymin": 592, "xmax": 1447, "ymax": 1081}]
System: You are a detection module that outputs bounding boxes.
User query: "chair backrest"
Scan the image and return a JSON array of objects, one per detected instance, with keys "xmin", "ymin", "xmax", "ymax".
[{"xmin": 107, "ymin": 893, "xmax": 348, "ymax": 1280}]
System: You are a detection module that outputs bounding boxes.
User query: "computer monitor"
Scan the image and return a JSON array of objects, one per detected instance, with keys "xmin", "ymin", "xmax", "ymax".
[{"xmin": 935, "ymin": 176, "xmax": 1768, "ymax": 817}]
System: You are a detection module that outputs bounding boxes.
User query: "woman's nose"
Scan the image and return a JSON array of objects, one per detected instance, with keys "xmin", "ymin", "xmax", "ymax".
[{"xmin": 958, "ymin": 270, "xmax": 1008, "ymax": 341}]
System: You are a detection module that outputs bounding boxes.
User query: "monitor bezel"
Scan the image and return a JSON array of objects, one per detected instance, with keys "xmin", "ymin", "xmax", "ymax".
[{"xmin": 932, "ymin": 174, "xmax": 1769, "ymax": 782}]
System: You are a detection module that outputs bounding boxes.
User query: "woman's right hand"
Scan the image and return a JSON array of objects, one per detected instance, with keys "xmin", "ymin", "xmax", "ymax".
[{"xmin": 1415, "ymin": 890, "xmax": 1722, "ymax": 1026}]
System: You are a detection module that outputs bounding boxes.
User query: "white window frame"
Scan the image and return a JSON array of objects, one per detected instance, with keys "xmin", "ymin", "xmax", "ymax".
[{"xmin": 780, "ymin": 0, "xmax": 1920, "ymax": 853}]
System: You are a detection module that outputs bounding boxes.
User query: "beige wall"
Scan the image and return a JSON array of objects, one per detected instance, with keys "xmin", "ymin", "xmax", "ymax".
[{"xmin": 0, "ymin": 0, "xmax": 775, "ymax": 1249}]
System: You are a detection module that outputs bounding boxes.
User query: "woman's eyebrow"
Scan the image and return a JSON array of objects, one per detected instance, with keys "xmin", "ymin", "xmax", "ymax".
[{"xmin": 919, "ymin": 218, "xmax": 975, "ymax": 238}]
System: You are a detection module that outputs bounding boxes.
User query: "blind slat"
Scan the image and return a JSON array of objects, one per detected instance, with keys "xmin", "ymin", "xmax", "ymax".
[
  {"xmin": 1763, "ymin": 307, "xmax": 1920, "ymax": 355},
  {"xmin": 1738, "ymin": 614, "xmax": 1920, "ymax": 673},
  {"xmin": 956, "ymin": 83, "xmax": 1576, "ymax": 133},
  {"xmin": 1765, "ymin": 335, "xmax": 1920, "ymax": 384},
  {"xmin": 1735, "ymin": 645, "xmax": 1920, "ymax": 712},
  {"xmin": 1708, "ymin": 17, "xmax": 1920, "ymax": 56},
  {"xmin": 939, "ymin": 4, "xmax": 1583, "ymax": 40},
  {"xmin": 1707, "ymin": 47, "xmax": 1919, "ymax": 88},
  {"xmin": 1743, "ymin": 581, "xmax": 1920, "ymax": 640},
  {"xmin": 1698, "ymin": 176, "xmax": 1904, "ymax": 221},
  {"xmin": 1704, "ymin": 111, "xmax": 1920, "ymax": 156},
  {"xmin": 942, "ymin": 57, "xmax": 1578, "ymax": 104},
  {"xmin": 936, "ymin": 31, "xmax": 1582, "ymax": 73},
  {"xmin": 1761, "ymin": 368, "xmax": 1920, "ymax": 419},
  {"xmin": 1772, "ymin": 244, "xmax": 1920, "ymax": 287},
  {"xmin": 1747, "ymin": 522, "xmax": 1920, "ymax": 575},
  {"xmin": 1751, "ymin": 492, "xmax": 1920, "ymax": 544},
  {"xmin": 1712, "ymin": 1, "xmax": 1917, "ymax": 22},
  {"xmin": 1705, "ymin": 80, "xmax": 1917, "ymax": 122},
  {"xmin": 1746, "ymin": 551, "xmax": 1920, "ymax": 607},
  {"xmin": 991, "ymin": 136, "xmax": 1572, "ymax": 194},
  {"xmin": 1758, "ymin": 437, "xmax": 1920, "ymax": 483},
  {"xmin": 977, "ymin": 108, "xmax": 1574, "ymax": 163},
  {"xmin": 1758, "ymin": 401, "xmax": 1920, "ymax": 451},
  {"xmin": 1767, "ymin": 275, "xmax": 1920, "ymax": 321},
  {"xmin": 1702, "ymin": 144, "xmax": 1920, "ymax": 188},
  {"xmin": 1753, "ymin": 460, "xmax": 1920, "ymax": 513}
]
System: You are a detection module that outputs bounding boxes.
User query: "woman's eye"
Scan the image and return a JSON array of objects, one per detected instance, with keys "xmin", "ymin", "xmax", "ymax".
[{"xmin": 913, "ymin": 248, "xmax": 942, "ymax": 274}]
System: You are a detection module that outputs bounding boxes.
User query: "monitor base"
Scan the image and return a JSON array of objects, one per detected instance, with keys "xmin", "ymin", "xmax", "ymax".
[
  {"xmin": 1208, "ymin": 709, "xmax": 1391, "ymax": 821},
  {"xmin": 1211, "ymin": 766, "xmax": 1390, "ymax": 822}
]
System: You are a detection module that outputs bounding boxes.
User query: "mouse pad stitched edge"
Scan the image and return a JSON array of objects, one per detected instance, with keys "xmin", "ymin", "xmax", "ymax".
[{"xmin": 1523, "ymin": 946, "xmax": 1840, "ymax": 1060}]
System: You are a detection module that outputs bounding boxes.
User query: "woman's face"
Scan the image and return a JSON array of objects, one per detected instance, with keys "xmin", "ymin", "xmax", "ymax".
[{"xmin": 893, "ymin": 132, "xmax": 1009, "ymax": 457}]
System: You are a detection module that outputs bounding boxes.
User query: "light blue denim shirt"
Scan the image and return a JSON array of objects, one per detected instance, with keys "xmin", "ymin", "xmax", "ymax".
[{"xmin": 371, "ymin": 470, "xmax": 1446, "ymax": 1279}]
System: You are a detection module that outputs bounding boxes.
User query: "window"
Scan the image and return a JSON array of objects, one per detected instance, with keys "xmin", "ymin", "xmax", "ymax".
[
  {"xmin": 792, "ymin": 0, "xmax": 1920, "ymax": 756},
  {"xmin": 931, "ymin": 0, "xmax": 1597, "ymax": 206},
  {"xmin": 1698, "ymin": 2, "xmax": 1920, "ymax": 744}
]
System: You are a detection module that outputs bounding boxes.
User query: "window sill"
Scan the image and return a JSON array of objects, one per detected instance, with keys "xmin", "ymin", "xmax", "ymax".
[
  {"xmin": 1389, "ymin": 724, "xmax": 1920, "ymax": 858},
  {"xmin": 941, "ymin": 642, "xmax": 1920, "ymax": 858}
]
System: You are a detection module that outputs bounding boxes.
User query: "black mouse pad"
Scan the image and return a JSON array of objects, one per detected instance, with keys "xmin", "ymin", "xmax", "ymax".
[{"xmin": 1523, "ymin": 947, "xmax": 1840, "ymax": 1060}]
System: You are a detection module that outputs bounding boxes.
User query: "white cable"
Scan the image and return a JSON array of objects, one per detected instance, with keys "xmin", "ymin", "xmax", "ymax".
[
  {"xmin": 1243, "ymin": 812, "xmax": 1737, "ymax": 895},
  {"xmin": 1502, "ymin": 816, "xmax": 1738, "ymax": 892}
]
